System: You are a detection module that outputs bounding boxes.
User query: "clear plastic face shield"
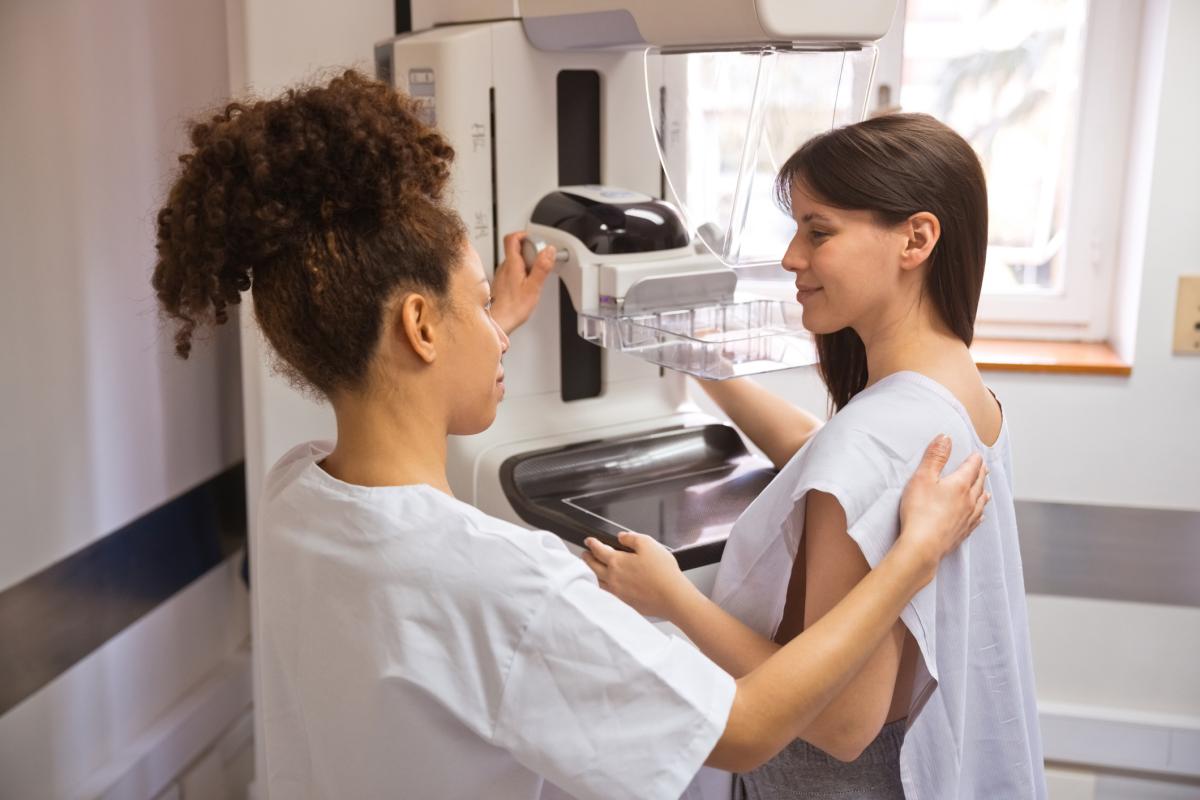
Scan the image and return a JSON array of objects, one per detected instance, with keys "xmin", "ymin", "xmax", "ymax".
[
  {"xmin": 646, "ymin": 45, "xmax": 878, "ymax": 270},
  {"xmin": 563, "ymin": 45, "xmax": 879, "ymax": 380}
]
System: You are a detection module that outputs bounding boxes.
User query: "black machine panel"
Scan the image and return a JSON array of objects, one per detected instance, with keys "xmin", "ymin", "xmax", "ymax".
[{"xmin": 530, "ymin": 190, "xmax": 691, "ymax": 255}]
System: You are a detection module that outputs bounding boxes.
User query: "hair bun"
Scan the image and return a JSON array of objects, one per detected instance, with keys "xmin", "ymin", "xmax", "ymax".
[{"xmin": 152, "ymin": 70, "xmax": 464, "ymax": 395}]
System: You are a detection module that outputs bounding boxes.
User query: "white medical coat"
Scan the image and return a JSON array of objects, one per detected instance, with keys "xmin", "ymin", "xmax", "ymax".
[
  {"xmin": 255, "ymin": 441, "xmax": 735, "ymax": 800},
  {"xmin": 712, "ymin": 371, "xmax": 1047, "ymax": 799}
]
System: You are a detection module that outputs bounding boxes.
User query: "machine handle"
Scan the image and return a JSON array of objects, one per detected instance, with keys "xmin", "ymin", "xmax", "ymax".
[{"xmin": 521, "ymin": 236, "xmax": 569, "ymax": 274}]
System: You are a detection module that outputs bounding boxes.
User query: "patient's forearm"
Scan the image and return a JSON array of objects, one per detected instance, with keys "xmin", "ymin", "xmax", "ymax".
[
  {"xmin": 696, "ymin": 378, "xmax": 822, "ymax": 468},
  {"xmin": 788, "ymin": 622, "xmax": 905, "ymax": 762}
]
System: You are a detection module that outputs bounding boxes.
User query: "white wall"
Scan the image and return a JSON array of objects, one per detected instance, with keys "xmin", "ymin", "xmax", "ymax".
[
  {"xmin": 0, "ymin": 0, "xmax": 244, "ymax": 590},
  {"xmin": 1021, "ymin": 8, "xmax": 1200, "ymax": 784},
  {"xmin": 1023, "ymin": 0, "xmax": 1200, "ymax": 726},
  {"xmin": 0, "ymin": 0, "xmax": 247, "ymax": 795}
]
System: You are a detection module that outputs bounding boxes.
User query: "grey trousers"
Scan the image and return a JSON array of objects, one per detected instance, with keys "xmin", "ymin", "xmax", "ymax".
[{"xmin": 733, "ymin": 719, "xmax": 907, "ymax": 800}]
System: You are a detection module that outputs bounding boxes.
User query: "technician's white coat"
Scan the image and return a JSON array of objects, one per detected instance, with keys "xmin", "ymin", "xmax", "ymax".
[{"xmin": 255, "ymin": 442, "xmax": 735, "ymax": 800}]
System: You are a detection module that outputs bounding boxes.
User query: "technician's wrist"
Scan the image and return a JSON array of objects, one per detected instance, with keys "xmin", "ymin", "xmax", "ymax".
[
  {"xmin": 888, "ymin": 534, "xmax": 939, "ymax": 591},
  {"xmin": 665, "ymin": 577, "xmax": 706, "ymax": 623}
]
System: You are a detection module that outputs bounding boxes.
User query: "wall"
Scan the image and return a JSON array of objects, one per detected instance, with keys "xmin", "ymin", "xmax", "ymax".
[{"xmin": 0, "ymin": 0, "xmax": 247, "ymax": 795}]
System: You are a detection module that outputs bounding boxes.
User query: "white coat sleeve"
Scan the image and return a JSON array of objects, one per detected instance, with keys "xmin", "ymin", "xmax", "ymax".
[{"xmin": 492, "ymin": 560, "xmax": 736, "ymax": 800}]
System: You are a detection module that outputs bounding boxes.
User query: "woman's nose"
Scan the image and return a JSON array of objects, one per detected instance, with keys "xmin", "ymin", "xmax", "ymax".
[
  {"xmin": 494, "ymin": 319, "xmax": 510, "ymax": 354},
  {"xmin": 781, "ymin": 240, "xmax": 808, "ymax": 273}
]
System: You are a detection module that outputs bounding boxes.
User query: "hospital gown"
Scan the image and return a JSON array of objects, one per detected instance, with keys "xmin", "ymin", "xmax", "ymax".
[
  {"xmin": 255, "ymin": 441, "xmax": 735, "ymax": 800},
  {"xmin": 712, "ymin": 370, "xmax": 1047, "ymax": 799}
]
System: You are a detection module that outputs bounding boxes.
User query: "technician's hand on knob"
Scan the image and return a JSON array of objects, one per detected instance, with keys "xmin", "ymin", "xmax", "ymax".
[{"xmin": 489, "ymin": 231, "xmax": 557, "ymax": 334}]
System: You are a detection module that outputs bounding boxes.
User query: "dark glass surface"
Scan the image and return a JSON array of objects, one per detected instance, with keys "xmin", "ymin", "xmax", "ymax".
[
  {"xmin": 501, "ymin": 424, "xmax": 771, "ymax": 567},
  {"xmin": 565, "ymin": 463, "xmax": 776, "ymax": 550}
]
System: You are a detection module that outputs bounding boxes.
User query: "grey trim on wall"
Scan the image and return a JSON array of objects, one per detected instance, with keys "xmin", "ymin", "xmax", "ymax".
[
  {"xmin": 0, "ymin": 476, "xmax": 1194, "ymax": 718},
  {"xmin": 0, "ymin": 464, "xmax": 246, "ymax": 717},
  {"xmin": 1016, "ymin": 500, "xmax": 1200, "ymax": 607}
]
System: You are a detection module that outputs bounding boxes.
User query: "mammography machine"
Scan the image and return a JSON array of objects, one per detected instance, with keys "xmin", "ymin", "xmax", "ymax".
[
  {"xmin": 375, "ymin": 0, "xmax": 892, "ymax": 594},
  {"xmin": 376, "ymin": 4, "xmax": 892, "ymax": 798}
]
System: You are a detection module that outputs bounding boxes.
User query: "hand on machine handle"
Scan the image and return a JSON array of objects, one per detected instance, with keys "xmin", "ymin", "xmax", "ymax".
[
  {"xmin": 519, "ymin": 236, "xmax": 568, "ymax": 275},
  {"xmin": 489, "ymin": 231, "xmax": 558, "ymax": 335}
]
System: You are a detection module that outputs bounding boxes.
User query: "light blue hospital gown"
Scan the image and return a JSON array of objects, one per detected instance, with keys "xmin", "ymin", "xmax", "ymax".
[{"xmin": 711, "ymin": 371, "xmax": 1048, "ymax": 800}]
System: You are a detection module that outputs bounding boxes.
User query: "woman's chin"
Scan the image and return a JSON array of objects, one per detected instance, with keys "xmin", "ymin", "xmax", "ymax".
[
  {"xmin": 447, "ymin": 407, "xmax": 499, "ymax": 437},
  {"xmin": 800, "ymin": 309, "xmax": 836, "ymax": 335}
]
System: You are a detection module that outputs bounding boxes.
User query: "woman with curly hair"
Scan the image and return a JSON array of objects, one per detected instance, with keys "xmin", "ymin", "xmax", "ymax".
[{"xmin": 153, "ymin": 71, "xmax": 988, "ymax": 800}]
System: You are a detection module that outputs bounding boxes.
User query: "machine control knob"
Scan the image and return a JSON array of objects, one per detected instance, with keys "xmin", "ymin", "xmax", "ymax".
[{"xmin": 521, "ymin": 236, "xmax": 569, "ymax": 274}]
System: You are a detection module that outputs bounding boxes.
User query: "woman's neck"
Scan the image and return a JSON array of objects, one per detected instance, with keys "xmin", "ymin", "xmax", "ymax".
[
  {"xmin": 322, "ymin": 388, "xmax": 453, "ymax": 495},
  {"xmin": 857, "ymin": 296, "xmax": 974, "ymax": 388}
]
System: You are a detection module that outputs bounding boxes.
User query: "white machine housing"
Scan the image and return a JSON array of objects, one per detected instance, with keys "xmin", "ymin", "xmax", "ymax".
[
  {"xmin": 524, "ymin": 186, "xmax": 736, "ymax": 314},
  {"xmin": 375, "ymin": 0, "xmax": 890, "ymax": 552},
  {"xmin": 378, "ymin": 19, "xmax": 692, "ymax": 514},
  {"xmin": 376, "ymin": 4, "xmax": 891, "ymax": 797},
  {"xmin": 413, "ymin": 0, "xmax": 896, "ymax": 50}
]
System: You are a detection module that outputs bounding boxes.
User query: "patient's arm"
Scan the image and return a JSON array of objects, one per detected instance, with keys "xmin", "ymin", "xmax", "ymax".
[
  {"xmin": 695, "ymin": 377, "xmax": 823, "ymax": 469},
  {"xmin": 584, "ymin": 439, "xmax": 988, "ymax": 773},
  {"xmin": 703, "ymin": 508, "xmax": 937, "ymax": 773},
  {"xmin": 788, "ymin": 491, "xmax": 908, "ymax": 762},
  {"xmin": 707, "ymin": 454, "xmax": 985, "ymax": 774}
]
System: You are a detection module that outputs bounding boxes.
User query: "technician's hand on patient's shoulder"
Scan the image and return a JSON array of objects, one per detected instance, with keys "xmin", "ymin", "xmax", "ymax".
[
  {"xmin": 489, "ymin": 231, "xmax": 557, "ymax": 334},
  {"xmin": 896, "ymin": 435, "xmax": 990, "ymax": 576},
  {"xmin": 582, "ymin": 531, "xmax": 692, "ymax": 619}
]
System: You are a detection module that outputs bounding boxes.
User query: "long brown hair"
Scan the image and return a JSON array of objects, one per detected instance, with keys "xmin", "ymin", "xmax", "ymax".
[{"xmin": 775, "ymin": 113, "xmax": 988, "ymax": 410}]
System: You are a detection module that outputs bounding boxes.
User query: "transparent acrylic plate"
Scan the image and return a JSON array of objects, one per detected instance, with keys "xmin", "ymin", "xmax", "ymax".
[{"xmin": 579, "ymin": 299, "xmax": 817, "ymax": 380}]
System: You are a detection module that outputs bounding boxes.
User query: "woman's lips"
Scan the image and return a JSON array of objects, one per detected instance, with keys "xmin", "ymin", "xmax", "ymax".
[{"xmin": 795, "ymin": 286, "xmax": 823, "ymax": 302}]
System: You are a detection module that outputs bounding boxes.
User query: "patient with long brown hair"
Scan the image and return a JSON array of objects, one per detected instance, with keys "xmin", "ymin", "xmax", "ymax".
[{"xmin": 585, "ymin": 113, "xmax": 1047, "ymax": 799}]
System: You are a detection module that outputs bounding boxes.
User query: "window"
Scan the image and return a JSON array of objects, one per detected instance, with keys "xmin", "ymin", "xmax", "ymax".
[{"xmin": 663, "ymin": 0, "xmax": 1148, "ymax": 340}]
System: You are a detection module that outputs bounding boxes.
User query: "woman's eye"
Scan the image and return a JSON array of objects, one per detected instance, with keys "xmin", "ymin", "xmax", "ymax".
[
  {"xmin": 810, "ymin": 230, "xmax": 830, "ymax": 243},
  {"xmin": 484, "ymin": 297, "xmax": 494, "ymax": 311}
]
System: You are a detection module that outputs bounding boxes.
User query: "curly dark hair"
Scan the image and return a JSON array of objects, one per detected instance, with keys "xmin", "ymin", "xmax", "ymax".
[{"xmin": 152, "ymin": 69, "xmax": 465, "ymax": 396}]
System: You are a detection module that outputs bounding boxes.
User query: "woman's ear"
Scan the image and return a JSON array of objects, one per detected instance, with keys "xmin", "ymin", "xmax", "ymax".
[
  {"xmin": 397, "ymin": 292, "xmax": 439, "ymax": 365},
  {"xmin": 900, "ymin": 211, "xmax": 941, "ymax": 272}
]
